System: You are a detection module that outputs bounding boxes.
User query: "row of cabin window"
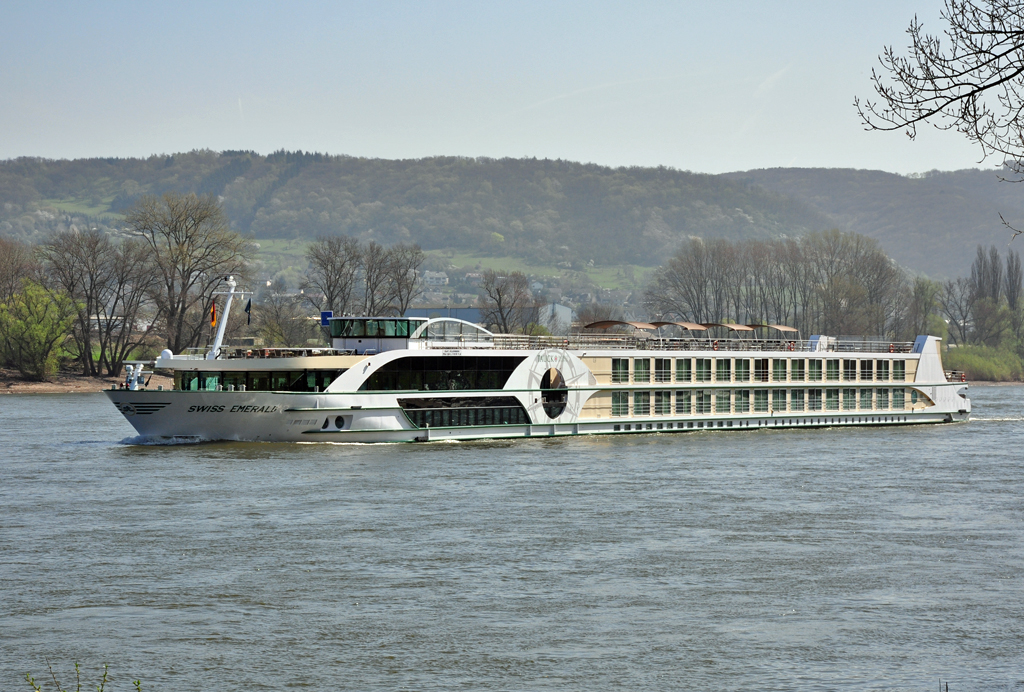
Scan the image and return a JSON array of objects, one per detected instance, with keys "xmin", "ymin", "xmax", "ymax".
[
  {"xmin": 405, "ymin": 406, "xmax": 530, "ymax": 428},
  {"xmin": 175, "ymin": 370, "xmax": 343, "ymax": 392},
  {"xmin": 610, "ymin": 358, "xmax": 905, "ymax": 384},
  {"xmin": 610, "ymin": 388, "xmax": 912, "ymax": 416}
]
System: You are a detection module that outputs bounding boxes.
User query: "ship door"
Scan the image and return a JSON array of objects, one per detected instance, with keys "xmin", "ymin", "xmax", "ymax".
[{"xmin": 540, "ymin": 367, "xmax": 568, "ymax": 419}]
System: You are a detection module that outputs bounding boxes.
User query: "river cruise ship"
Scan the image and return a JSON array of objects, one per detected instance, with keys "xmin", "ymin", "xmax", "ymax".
[{"xmin": 107, "ymin": 280, "xmax": 971, "ymax": 443}]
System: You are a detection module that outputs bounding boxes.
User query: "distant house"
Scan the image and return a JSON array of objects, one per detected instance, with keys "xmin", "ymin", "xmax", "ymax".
[
  {"xmin": 422, "ymin": 271, "xmax": 449, "ymax": 286},
  {"xmin": 536, "ymin": 303, "xmax": 574, "ymax": 334},
  {"xmin": 464, "ymin": 272, "xmax": 483, "ymax": 286}
]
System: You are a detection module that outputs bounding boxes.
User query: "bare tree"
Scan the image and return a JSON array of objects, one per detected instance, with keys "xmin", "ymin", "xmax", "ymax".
[
  {"xmin": 940, "ymin": 277, "xmax": 976, "ymax": 345},
  {"xmin": 0, "ymin": 238, "xmax": 38, "ymax": 304},
  {"xmin": 302, "ymin": 235, "xmax": 362, "ymax": 316},
  {"xmin": 100, "ymin": 239, "xmax": 157, "ymax": 376},
  {"xmin": 256, "ymin": 292, "xmax": 317, "ymax": 347},
  {"xmin": 480, "ymin": 270, "xmax": 532, "ymax": 333},
  {"xmin": 360, "ymin": 241, "xmax": 395, "ymax": 315},
  {"xmin": 39, "ymin": 229, "xmax": 113, "ymax": 376},
  {"xmin": 126, "ymin": 193, "xmax": 251, "ymax": 353},
  {"xmin": 857, "ymin": 0, "xmax": 1024, "ymax": 173},
  {"xmin": 388, "ymin": 243, "xmax": 424, "ymax": 315}
]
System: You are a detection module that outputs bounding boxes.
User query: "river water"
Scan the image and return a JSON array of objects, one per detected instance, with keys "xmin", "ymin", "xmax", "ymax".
[{"xmin": 1, "ymin": 385, "xmax": 1022, "ymax": 691}]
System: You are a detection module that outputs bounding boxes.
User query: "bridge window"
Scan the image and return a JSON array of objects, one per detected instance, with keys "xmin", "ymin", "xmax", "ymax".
[{"xmin": 360, "ymin": 355, "xmax": 526, "ymax": 391}]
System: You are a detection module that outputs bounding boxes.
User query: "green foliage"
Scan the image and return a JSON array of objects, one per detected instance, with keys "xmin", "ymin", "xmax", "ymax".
[
  {"xmin": 944, "ymin": 344, "xmax": 1024, "ymax": 381},
  {"xmin": 0, "ymin": 280, "xmax": 77, "ymax": 381}
]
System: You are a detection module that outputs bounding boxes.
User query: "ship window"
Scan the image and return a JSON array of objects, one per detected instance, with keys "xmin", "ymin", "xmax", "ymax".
[
  {"xmin": 695, "ymin": 390, "xmax": 712, "ymax": 414},
  {"xmin": 655, "ymin": 358, "xmax": 672, "ymax": 382},
  {"xmin": 860, "ymin": 360, "xmax": 873, "ymax": 381},
  {"xmin": 843, "ymin": 359, "xmax": 857, "ymax": 381},
  {"xmin": 807, "ymin": 388, "xmax": 823, "ymax": 411},
  {"xmin": 911, "ymin": 389, "xmax": 918, "ymax": 405},
  {"xmin": 791, "ymin": 359, "xmax": 805, "ymax": 381},
  {"xmin": 790, "ymin": 389, "xmax": 805, "ymax": 411},
  {"xmin": 877, "ymin": 360, "xmax": 890, "ymax": 381},
  {"xmin": 753, "ymin": 389, "xmax": 768, "ymax": 413},
  {"xmin": 715, "ymin": 390, "xmax": 731, "ymax": 413},
  {"xmin": 612, "ymin": 358, "xmax": 630, "ymax": 383},
  {"xmin": 612, "ymin": 391, "xmax": 629, "ymax": 416},
  {"xmin": 753, "ymin": 358, "xmax": 769, "ymax": 382},
  {"xmin": 808, "ymin": 360, "xmax": 823, "ymax": 382},
  {"xmin": 842, "ymin": 388, "xmax": 856, "ymax": 410},
  {"xmin": 634, "ymin": 391, "xmax": 650, "ymax": 415},
  {"xmin": 735, "ymin": 389, "xmax": 750, "ymax": 413},
  {"xmin": 825, "ymin": 388, "xmax": 840, "ymax": 411},
  {"xmin": 826, "ymin": 359, "xmax": 840, "ymax": 381},
  {"xmin": 360, "ymin": 355, "xmax": 526, "ymax": 391},
  {"xmin": 716, "ymin": 359, "xmax": 731, "ymax": 382},
  {"xmin": 772, "ymin": 359, "xmax": 787, "ymax": 382},
  {"xmin": 399, "ymin": 396, "xmax": 530, "ymax": 428},
  {"xmin": 860, "ymin": 388, "xmax": 873, "ymax": 409},
  {"xmin": 877, "ymin": 388, "xmax": 890, "ymax": 409},
  {"xmin": 893, "ymin": 360, "xmax": 906, "ymax": 381},
  {"xmin": 735, "ymin": 359, "xmax": 750, "ymax": 382},
  {"xmin": 675, "ymin": 390, "xmax": 691, "ymax": 414},
  {"xmin": 893, "ymin": 388, "xmax": 905, "ymax": 409},
  {"xmin": 695, "ymin": 358, "xmax": 711, "ymax": 383},
  {"xmin": 634, "ymin": 359, "xmax": 650, "ymax": 383},
  {"xmin": 772, "ymin": 389, "xmax": 787, "ymax": 412},
  {"xmin": 654, "ymin": 391, "xmax": 671, "ymax": 415},
  {"xmin": 676, "ymin": 358, "xmax": 692, "ymax": 382}
]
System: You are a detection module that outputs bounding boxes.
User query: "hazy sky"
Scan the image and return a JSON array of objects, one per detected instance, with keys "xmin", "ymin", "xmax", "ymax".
[{"xmin": 1, "ymin": 0, "xmax": 991, "ymax": 174}]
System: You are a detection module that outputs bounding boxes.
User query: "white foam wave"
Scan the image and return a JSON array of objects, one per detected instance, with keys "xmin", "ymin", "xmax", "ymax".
[{"xmin": 119, "ymin": 435, "xmax": 209, "ymax": 446}]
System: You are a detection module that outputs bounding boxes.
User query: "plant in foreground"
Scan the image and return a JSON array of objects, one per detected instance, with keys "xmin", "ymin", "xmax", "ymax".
[{"xmin": 25, "ymin": 661, "xmax": 141, "ymax": 692}]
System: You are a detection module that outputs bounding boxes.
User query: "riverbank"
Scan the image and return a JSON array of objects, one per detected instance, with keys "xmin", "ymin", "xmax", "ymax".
[{"xmin": 0, "ymin": 368, "xmax": 173, "ymax": 394}]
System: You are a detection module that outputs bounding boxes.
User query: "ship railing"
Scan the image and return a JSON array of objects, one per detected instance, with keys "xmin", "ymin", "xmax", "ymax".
[
  {"xmin": 945, "ymin": 370, "xmax": 969, "ymax": 383},
  {"xmin": 483, "ymin": 334, "xmax": 916, "ymax": 353}
]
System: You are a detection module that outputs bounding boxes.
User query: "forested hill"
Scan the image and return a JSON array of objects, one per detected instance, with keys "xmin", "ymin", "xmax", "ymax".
[
  {"xmin": 724, "ymin": 167, "xmax": 1024, "ymax": 277},
  {"xmin": 0, "ymin": 151, "xmax": 831, "ymax": 267}
]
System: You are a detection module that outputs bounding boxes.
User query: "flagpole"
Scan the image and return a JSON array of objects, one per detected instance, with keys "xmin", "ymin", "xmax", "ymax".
[{"xmin": 207, "ymin": 277, "xmax": 238, "ymax": 360}]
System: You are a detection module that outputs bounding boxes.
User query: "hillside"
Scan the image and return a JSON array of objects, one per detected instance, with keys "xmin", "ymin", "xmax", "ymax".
[
  {"xmin": 0, "ymin": 151, "xmax": 832, "ymax": 270},
  {"xmin": 724, "ymin": 167, "xmax": 1023, "ymax": 277}
]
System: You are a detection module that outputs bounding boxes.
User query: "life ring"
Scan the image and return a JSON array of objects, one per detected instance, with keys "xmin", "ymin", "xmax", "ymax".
[
  {"xmin": 787, "ymin": 341, "xmax": 795, "ymax": 352},
  {"xmin": 888, "ymin": 343, "xmax": 894, "ymax": 353},
  {"xmin": 712, "ymin": 340, "xmax": 719, "ymax": 351},
  {"xmin": 961, "ymin": 372, "xmax": 966, "ymax": 382}
]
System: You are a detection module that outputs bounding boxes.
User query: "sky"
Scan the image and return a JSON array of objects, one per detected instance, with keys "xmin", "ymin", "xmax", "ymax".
[{"xmin": 0, "ymin": 0, "xmax": 992, "ymax": 174}]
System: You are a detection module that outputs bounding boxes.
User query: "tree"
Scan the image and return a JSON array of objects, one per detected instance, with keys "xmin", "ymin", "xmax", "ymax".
[
  {"xmin": 480, "ymin": 270, "xmax": 533, "ymax": 333},
  {"xmin": 39, "ymin": 229, "xmax": 113, "ymax": 376},
  {"xmin": 125, "ymin": 193, "xmax": 252, "ymax": 353},
  {"xmin": 0, "ymin": 237, "xmax": 37, "ymax": 304},
  {"xmin": 857, "ymin": 0, "xmax": 1024, "ymax": 176},
  {"xmin": 360, "ymin": 241, "xmax": 395, "ymax": 315},
  {"xmin": 255, "ymin": 292, "xmax": 316, "ymax": 347},
  {"xmin": 387, "ymin": 243, "xmax": 424, "ymax": 315},
  {"xmin": 0, "ymin": 281, "xmax": 76, "ymax": 381},
  {"xmin": 302, "ymin": 234, "xmax": 362, "ymax": 316}
]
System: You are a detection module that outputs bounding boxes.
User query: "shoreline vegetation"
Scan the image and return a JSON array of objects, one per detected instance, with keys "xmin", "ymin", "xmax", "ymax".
[{"xmin": 1, "ymin": 367, "xmax": 171, "ymax": 394}]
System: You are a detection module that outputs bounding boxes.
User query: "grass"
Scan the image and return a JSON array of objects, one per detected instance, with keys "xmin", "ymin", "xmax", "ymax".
[
  {"xmin": 944, "ymin": 344, "xmax": 1024, "ymax": 381},
  {"xmin": 246, "ymin": 240, "xmax": 652, "ymax": 291}
]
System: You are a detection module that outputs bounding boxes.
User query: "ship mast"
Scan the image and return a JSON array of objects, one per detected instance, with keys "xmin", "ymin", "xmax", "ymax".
[{"xmin": 207, "ymin": 276, "xmax": 252, "ymax": 360}]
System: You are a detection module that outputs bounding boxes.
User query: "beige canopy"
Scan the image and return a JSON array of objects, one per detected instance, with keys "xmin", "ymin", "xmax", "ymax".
[
  {"xmin": 651, "ymin": 321, "xmax": 708, "ymax": 331},
  {"xmin": 583, "ymin": 320, "xmax": 659, "ymax": 331},
  {"xmin": 703, "ymin": 322, "xmax": 756, "ymax": 331}
]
